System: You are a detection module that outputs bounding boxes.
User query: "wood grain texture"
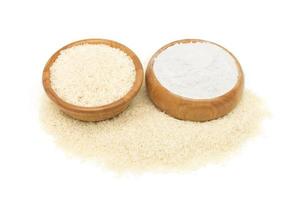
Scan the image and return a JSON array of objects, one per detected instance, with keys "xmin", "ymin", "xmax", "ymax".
[
  {"xmin": 146, "ymin": 39, "xmax": 244, "ymax": 122},
  {"xmin": 43, "ymin": 38, "xmax": 144, "ymax": 122}
]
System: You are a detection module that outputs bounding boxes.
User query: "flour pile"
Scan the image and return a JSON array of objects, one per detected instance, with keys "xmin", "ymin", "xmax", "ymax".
[{"xmin": 153, "ymin": 42, "xmax": 238, "ymax": 99}]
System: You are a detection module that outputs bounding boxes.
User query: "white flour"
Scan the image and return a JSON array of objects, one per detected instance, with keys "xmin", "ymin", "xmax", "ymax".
[{"xmin": 153, "ymin": 42, "xmax": 239, "ymax": 99}]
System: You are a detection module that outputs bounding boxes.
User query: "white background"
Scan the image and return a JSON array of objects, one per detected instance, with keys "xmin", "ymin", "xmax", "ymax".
[{"xmin": 0, "ymin": 0, "xmax": 299, "ymax": 199}]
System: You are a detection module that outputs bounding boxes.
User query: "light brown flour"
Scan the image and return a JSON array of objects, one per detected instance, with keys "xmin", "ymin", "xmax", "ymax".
[{"xmin": 40, "ymin": 86, "xmax": 267, "ymax": 172}]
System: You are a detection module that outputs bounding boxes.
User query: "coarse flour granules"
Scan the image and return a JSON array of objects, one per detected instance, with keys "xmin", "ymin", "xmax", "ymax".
[
  {"xmin": 50, "ymin": 44, "xmax": 136, "ymax": 107},
  {"xmin": 40, "ymin": 86, "xmax": 267, "ymax": 172},
  {"xmin": 153, "ymin": 42, "xmax": 239, "ymax": 99}
]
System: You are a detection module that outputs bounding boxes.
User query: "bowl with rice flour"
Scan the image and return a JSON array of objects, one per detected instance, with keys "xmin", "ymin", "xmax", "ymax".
[
  {"xmin": 43, "ymin": 39, "xmax": 143, "ymax": 121},
  {"xmin": 146, "ymin": 39, "xmax": 244, "ymax": 121}
]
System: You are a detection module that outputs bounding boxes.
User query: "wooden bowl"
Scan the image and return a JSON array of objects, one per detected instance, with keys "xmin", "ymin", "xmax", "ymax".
[
  {"xmin": 43, "ymin": 39, "xmax": 144, "ymax": 122},
  {"xmin": 146, "ymin": 39, "xmax": 244, "ymax": 122}
]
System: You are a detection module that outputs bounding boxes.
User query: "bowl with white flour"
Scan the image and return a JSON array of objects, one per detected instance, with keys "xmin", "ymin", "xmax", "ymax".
[
  {"xmin": 146, "ymin": 39, "xmax": 244, "ymax": 121},
  {"xmin": 43, "ymin": 39, "xmax": 143, "ymax": 121}
]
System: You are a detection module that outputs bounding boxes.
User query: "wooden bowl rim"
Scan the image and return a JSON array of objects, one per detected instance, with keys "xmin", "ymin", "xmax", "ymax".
[
  {"xmin": 42, "ymin": 38, "xmax": 144, "ymax": 113},
  {"xmin": 147, "ymin": 39, "xmax": 244, "ymax": 103}
]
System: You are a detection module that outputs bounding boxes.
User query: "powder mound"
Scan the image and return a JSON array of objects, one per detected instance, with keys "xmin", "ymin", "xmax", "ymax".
[
  {"xmin": 50, "ymin": 44, "xmax": 136, "ymax": 107},
  {"xmin": 40, "ymin": 87, "xmax": 267, "ymax": 172},
  {"xmin": 153, "ymin": 42, "xmax": 239, "ymax": 99}
]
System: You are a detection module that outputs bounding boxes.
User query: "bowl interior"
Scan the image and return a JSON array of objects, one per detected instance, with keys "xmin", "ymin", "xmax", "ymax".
[
  {"xmin": 147, "ymin": 39, "xmax": 244, "ymax": 103},
  {"xmin": 43, "ymin": 38, "xmax": 144, "ymax": 113}
]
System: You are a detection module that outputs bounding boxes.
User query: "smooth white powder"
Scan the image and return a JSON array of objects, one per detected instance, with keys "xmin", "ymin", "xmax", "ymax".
[
  {"xmin": 50, "ymin": 44, "xmax": 136, "ymax": 107},
  {"xmin": 153, "ymin": 42, "xmax": 239, "ymax": 99}
]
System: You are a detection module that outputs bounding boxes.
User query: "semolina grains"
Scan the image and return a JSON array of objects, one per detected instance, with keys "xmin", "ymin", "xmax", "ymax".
[
  {"xmin": 40, "ymin": 86, "xmax": 267, "ymax": 172},
  {"xmin": 50, "ymin": 44, "xmax": 136, "ymax": 107}
]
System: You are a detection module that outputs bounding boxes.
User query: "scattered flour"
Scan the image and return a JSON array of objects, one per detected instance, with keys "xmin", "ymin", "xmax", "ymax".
[
  {"xmin": 40, "ymin": 86, "xmax": 267, "ymax": 172},
  {"xmin": 153, "ymin": 42, "xmax": 239, "ymax": 99},
  {"xmin": 50, "ymin": 44, "xmax": 136, "ymax": 107}
]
